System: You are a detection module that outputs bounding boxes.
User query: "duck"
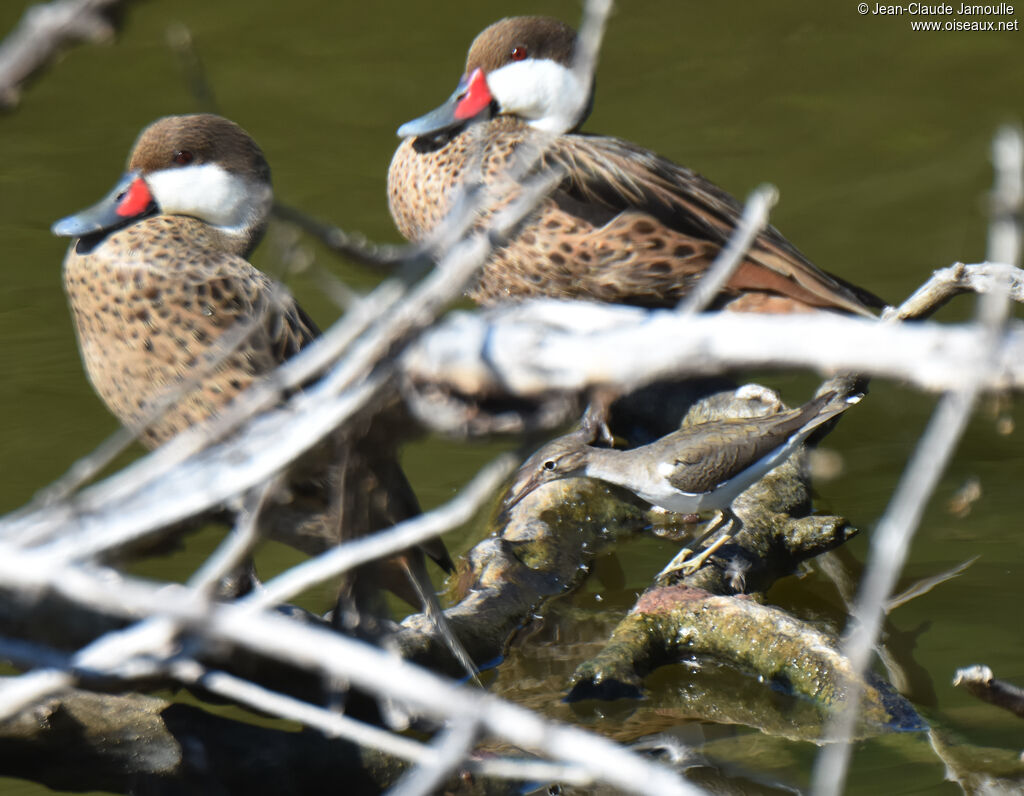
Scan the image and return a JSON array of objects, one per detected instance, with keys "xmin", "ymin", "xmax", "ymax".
[
  {"xmin": 53, "ymin": 113, "xmax": 453, "ymax": 606},
  {"xmin": 389, "ymin": 16, "xmax": 883, "ymax": 316},
  {"xmin": 55, "ymin": 114, "xmax": 314, "ymax": 447}
]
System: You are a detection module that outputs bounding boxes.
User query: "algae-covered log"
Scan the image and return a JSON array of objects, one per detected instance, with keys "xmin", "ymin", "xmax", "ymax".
[
  {"xmin": 397, "ymin": 476, "xmax": 650, "ymax": 673},
  {"xmin": 567, "ymin": 584, "xmax": 922, "ymax": 736}
]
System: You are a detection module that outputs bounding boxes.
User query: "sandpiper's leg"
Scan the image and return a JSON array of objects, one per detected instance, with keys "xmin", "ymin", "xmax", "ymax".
[{"xmin": 657, "ymin": 510, "xmax": 738, "ymax": 579}]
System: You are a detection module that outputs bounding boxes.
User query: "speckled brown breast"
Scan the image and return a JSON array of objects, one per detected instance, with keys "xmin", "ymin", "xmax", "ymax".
[
  {"xmin": 388, "ymin": 117, "xmax": 881, "ymax": 315},
  {"xmin": 389, "ymin": 118, "xmax": 609, "ymax": 303},
  {"xmin": 62, "ymin": 215, "xmax": 315, "ymax": 448}
]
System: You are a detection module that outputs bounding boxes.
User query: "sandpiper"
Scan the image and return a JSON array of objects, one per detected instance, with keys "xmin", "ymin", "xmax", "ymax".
[
  {"xmin": 389, "ymin": 16, "xmax": 883, "ymax": 315},
  {"xmin": 503, "ymin": 390, "xmax": 861, "ymax": 574},
  {"xmin": 53, "ymin": 113, "xmax": 452, "ymax": 602}
]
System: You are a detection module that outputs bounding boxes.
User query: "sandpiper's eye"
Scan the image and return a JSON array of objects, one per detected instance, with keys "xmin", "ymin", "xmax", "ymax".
[
  {"xmin": 173, "ymin": 150, "xmax": 194, "ymax": 166},
  {"xmin": 543, "ymin": 460, "xmax": 556, "ymax": 471},
  {"xmin": 511, "ymin": 46, "xmax": 528, "ymax": 61}
]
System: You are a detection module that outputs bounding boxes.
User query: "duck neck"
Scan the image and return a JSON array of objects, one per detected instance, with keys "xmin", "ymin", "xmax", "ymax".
[{"xmin": 146, "ymin": 167, "xmax": 272, "ymax": 258}]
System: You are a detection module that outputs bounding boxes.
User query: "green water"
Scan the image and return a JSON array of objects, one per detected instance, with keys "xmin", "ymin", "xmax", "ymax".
[{"xmin": 1, "ymin": 0, "xmax": 1022, "ymax": 792}]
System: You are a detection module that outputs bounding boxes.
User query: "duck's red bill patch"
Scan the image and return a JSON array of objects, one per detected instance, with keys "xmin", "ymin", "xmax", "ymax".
[
  {"xmin": 117, "ymin": 178, "xmax": 153, "ymax": 218},
  {"xmin": 454, "ymin": 68, "xmax": 493, "ymax": 121}
]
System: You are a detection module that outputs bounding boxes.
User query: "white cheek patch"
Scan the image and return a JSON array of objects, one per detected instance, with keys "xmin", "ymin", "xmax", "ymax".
[
  {"xmin": 486, "ymin": 59, "xmax": 589, "ymax": 133},
  {"xmin": 145, "ymin": 164, "xmax": 270, "ymax": 233}
]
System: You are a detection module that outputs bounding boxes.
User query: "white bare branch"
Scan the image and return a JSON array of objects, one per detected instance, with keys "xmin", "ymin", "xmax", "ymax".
[
  {"xmin": 0, "ymin": 545, "xmax": 696, "ymax": 795},
  {"xmin": 402, "ymin": 271, "xmax": 1024, "ymax": 407},
  {"xmin": 0, "ymin": 0, "xmax": 128, "ymax": 108}
]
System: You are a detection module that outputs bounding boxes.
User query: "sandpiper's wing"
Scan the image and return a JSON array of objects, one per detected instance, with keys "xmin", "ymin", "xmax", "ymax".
[
  {"xmin": 660, "ymin": 394, "xmax": 840, "ymax": 494},
  {"xmin": 541, "ymin": 133, "xmax": 884, "ymax": 316},
  {"xmin": 658, "ymin": 416, "xmax": 798, "ymax": 494}
]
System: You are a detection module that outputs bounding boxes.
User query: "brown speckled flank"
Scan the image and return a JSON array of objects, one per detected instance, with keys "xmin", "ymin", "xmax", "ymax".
[
  {"xmin": 390, "ymin": 17, "xmax": 883, "ymax": 316},
  {"xmin": 63, "ymin": 214, "xmax": 316, "ymax": 447}
]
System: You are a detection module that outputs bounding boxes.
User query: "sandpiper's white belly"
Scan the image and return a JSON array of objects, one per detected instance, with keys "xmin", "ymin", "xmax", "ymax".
[{"xmin": 635, "ymin": 480, "xmax": 712, "ymax": 514}]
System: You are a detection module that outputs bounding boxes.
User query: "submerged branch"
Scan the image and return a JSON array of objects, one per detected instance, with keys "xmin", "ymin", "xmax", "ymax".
[{"xmin": 953, "ymin": 665, "xmax": 1024, "ymax": 719}]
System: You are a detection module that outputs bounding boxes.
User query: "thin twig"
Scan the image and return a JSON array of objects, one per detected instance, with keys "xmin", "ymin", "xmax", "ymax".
[
  {"xmin": 170, "ymin": 659, "xmax": 434, "ymax": 760},
  {"xmin": 272, "ymin": 202, "xmax": 413, "ymax": 267},
  {"xmin": 987, "ymin": 126, "xmax": 1023, "ymax": 268},
  {"xmin": 165, "ymin": 23, "xmax": 218, "ymax": 113},
  {"xmin": 557, "ymin": 0, "xmax": 612, "ymax": 134},
  {"xmin": 186, "ymin": 478, "xmax": 278, "ymax": 596},
  {"xmin": 885, "ymin": 556, "xmax": 977, "ymax": 612},
  {"xmin": 385, "ymin": 718, "xmax": 479, "ymax": 796},
  {"xmin": 812, "ymin": 129, "xmax": 1021, "ymax": 795},
  {"xmin": 888, "ymin": 261, "xmax": 1024, "ymax": 320},
  {"xmin": 246, "ymin": 453, "xmax": 517, "ymax": 610},
  {"xmin": 677, "ymin": 184, "xmax": 778, "ymax": 315}
]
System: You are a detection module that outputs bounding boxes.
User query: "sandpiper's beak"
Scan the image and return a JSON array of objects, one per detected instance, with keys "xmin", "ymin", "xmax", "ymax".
[
  {"xmin": 52, "ymin": 170, "xmax": 157, "ymax": 238},
  {"xmin": 501, "ymin": 469, "xmax": 545, "ymax": 513},
  {"xmin": 397, "ymin": 68, "xmax": 494, "ymax": 138}
]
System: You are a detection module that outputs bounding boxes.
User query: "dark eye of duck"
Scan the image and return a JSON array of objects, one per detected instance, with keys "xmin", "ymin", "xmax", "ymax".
[
  {"xmin": 543, "ymin": 460, "xmax": 556, "ymax": 471},
  {"xmin": 511, "ymin": 45, "xmax": 528, "ymax": 61},
  {"xmin": 172, "ymin": 150, "xmax": 194, "ymax": 166}
]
